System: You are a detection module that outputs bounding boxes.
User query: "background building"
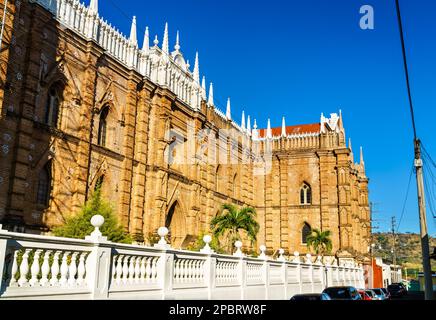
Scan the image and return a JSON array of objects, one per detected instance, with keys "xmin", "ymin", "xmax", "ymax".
[{"xmin": 0, "ymin": 0, "xmax": 370, "ymax": 261}]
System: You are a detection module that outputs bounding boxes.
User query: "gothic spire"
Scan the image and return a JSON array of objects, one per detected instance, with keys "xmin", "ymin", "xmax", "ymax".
[
  {"xmin": 142, "ymin": 27, "xmax": 150, "ymax": 53},
  {"xmin": 252, "ymin": 119, "xmax": 259, "ymax": 139},
  {"xmin": 360, "ymin": 147, "xmax": 365, "ymax": 168},
  {"xmin": 129, "ymin": 16, "xmax": 138, "ymax": 45},
  {"xmin": 226, "ymin": 98, "xmax": 232, "ymax": 120},
  {"xmin": 267, "ymin": 119, "xmax": 272, "ymax": 139},
  {"xmin": 247, "ymin": 115, "xmax": 251, "ymax": 135},
  {"xmin": 89, "ymin": 0, "xmax": 98, "ymax": 14},
  {"xmin": 162, "ymin": 22, "xmax": 169, "ymax": 54},
  {"xmin": 174, "ymin": 30, "xmax": 180, "ymax": 51},
  {"xmin": 208, "ymin": 83, "xmax": 214, "ymax": 106},
  {"xmin": 349, "ymin": 138, "xmax": 354, "ymax": 162},
  {"xmin": 201, "ymin": 76, "xmax": 206, "ymax": 100},
  {"xmin": 281, "ymin": 117, "xmax": 287, "ymax": 137},
  {"xmin": 193, "ymin": 52, "xmax": 200, "ymax": 83},
  {"xmin": 241, "ymin": 111, "xmax": 246, "ymax": 130}
]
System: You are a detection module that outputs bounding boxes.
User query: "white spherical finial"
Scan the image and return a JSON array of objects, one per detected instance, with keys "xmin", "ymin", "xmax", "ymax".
[
  {"xmin": 203, "ymin": 235, "xmax": 212, "ymax": 244},
  {"xmin": 91, "ymin": 215, "xmax": 104, "ymax": 229},
  {"xmin": 294, "ymin": 251, "xmax": 300, "ymax": 257},
  {"xmin": 259, "ymin": 245, "xmax": 267, "ymax": 259},
  {"xmin": 260, "ymin": 245, "xmax": 266, "ymax": 252},
  {"xmin": 235, "ymin": 241, "xmax": 242, "ymax": 249},
  {"xmin": 279, "ymin": 249, "xmax": 285, "ymax": 255},
  {"xmin": 158, "ymin": 227, "xmax": 169, "ymax": 238}
]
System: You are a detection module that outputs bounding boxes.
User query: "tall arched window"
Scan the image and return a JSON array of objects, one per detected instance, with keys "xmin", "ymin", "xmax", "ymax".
[
  {"xmin": 215, "ymin": 165, "xmax": 221, "ymax": 192},
  {"xmin": 45, "ymin": 86, "xmax": 60, "ymax": 127},
  {"xmin": 36, "ymin": 162, "xmax": 52, "ymax": 206},
  {"xmin": 300, "ymin": 183, "xmax": 312, "ymax": 205},
  {"xmin": 233, "ymin": 174, "xmax": 238, "ymax": 198},
  {"xmin": 302, "ymin": 222, "xmax": 312, "ymax": 244},
  {"xmin": 98, "ymin": 106, "xmax": 109, "ymax": 147}
]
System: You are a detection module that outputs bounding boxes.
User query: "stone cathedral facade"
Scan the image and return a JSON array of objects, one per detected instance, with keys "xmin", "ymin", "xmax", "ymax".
[{"xmin": 0, "ymin": 0, "xmax": 371, "ymax": 262}]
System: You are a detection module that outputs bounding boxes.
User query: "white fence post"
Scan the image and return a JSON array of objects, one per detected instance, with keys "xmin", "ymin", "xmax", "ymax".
[
  {"xmin": 154, "ymin": 227, "xmax": 174, "ymax": 300},
  {"xmin": 85, "ymin": 216, "xmax": 112, "ymax": 300},
  {"xmin": 0, "ymin": 229, "xmax": 9, "ymax": 291},
  {"xmin": 201, "ymin": 236, "xmax": 216, "ymax": 300}
]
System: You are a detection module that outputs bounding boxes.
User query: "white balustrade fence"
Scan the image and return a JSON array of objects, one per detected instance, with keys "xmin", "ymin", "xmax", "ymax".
[{"xmin": 0, "ymin": 222, "xmax": 365, "ymax": 300}]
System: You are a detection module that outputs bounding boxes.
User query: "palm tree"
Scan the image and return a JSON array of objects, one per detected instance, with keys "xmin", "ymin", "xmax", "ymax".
[
  {"xmin": 306, "ymin": 229, "xmax": 333, "ymax": 260},
  {"xmin": 211, "ymin": 204, "xmax": 260, "ymax": 254}
]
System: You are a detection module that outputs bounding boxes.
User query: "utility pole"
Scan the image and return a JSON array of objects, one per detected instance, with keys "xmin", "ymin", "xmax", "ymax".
[
  {"xmin": 414, "ymin": 140, "xmax": 433, "ymax": 299},
  {"xmin": 395, "ymin": 0, "xmax": 434, "ymax": 300}
]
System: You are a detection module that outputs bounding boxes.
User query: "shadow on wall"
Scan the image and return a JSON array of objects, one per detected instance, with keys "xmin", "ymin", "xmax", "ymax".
[{"xmin": 0, "ymin": 0, "xmax": 67, "ymax": 234}]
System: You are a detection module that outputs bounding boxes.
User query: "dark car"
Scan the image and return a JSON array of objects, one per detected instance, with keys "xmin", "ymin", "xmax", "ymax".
[
  {"xmin": 387, "ymin": 283, "xmax": 407, "ymax": 298},
  {"xmin": 290, "ymin": 293, "xmax": 332, "ymax": 301},
  {"xmin": 380, "ymin": 288, "xmax": 391, "ymax": 300},
  {"xmin": 322, "ymin": 286, "xmax": 362, "ymax": 300}
]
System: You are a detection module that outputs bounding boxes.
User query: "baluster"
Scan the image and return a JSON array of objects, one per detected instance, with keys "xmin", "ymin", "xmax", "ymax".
[
  {"xmin": 145, "ymin": 257, "xmax": 151, "ymax": 282},
  {"xmin": 8, "ymin": 250, "xmax": 19, "ymax": 286},
  {"xmin": 18, "ymin": 249, "xmax": 32, "ymax": 287},
  {"xmin": 174, "ymin": 260, "xmax": 179, "ymax": 283},
  {"xmin": 188, "ymin": 260, "xmax": 194, "ymax": 282},
  {"xmin": 122, "ymin": 256, "xmax": 130, "ymax": 284},
  {"xmin": 77, "ymin": 252, "xmax": 87, "ymax": 285},
  {"xmin": 40, "ymin": 251, "xmax": 52, "ymax": 286},
  {"xmin": 59, "ymin": 251, "xmax": 70, "ymax": 287},
  {"xmin": 116, "ymin": 255, "xmax": 124, "ymax": 285},
  {"xmin": 29, "ymin": 249, "xmax": 43, "ymax": 286},
  {"xmin": 128, "ymin": 256, "xmax": 136, "ymax": 284},
  {"xmin": 68, "ymin": 252, "xmax": 79, "ymax": 286},
  {"xmin": 151, "ymin": 257, "xmax": 158, "ymax": 281},
  {"xmin": 140, "ymin": 257, "xmax": 146, "ymax": 283},
  {"xmin": 111, "ymin": 255, "xmax": 117, "ymax": 280},
  {"xmin": 50, "ymin": 251, "xmax": 62, "ymax": 286}
]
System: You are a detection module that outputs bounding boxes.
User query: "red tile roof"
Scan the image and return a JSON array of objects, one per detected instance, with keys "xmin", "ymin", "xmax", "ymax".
[{"xmin": 258, "ymin": 123, "xmax": 320, "ymax": 138}]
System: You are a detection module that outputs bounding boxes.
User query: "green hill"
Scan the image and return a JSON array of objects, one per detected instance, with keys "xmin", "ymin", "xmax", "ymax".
[{"xmin": 372, "ymin": 232, "xmax": 436, "ymax": 277}]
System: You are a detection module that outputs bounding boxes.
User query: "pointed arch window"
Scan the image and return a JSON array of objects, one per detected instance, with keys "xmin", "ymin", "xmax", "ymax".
[
  {"xmin": 36, "ymin": 161, "xmax": 52, "ymax": 206},
  {"xmin": 302, "ymin": 222, "xmax": 312, "ymax": 244},
  {"xmin": 216, "ymin": 165, "xmax": 221, "ymax": 192},
  {"xmin": 98, "ymin": 106, "xmax": 109, "ymax": 147},
  {"xmin": 300, "ymin": 183, "xmax": 312, "ymax": 205},
  {"xmin": 233, "ymin": 174, "xmax": 238, "ymax": 198},
  {"xmin": 45, "ymin": 86, "xmax": 60, "ymax": 127}
]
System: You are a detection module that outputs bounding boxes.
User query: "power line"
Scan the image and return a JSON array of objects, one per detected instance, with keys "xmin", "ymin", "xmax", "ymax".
[
  {"xmin": 395, "ymin": 0, "xmax": 418, "ymax": 139},
  {"xmin": 396, "ymin": 163, "xmax": 414, "ymax": 233}
]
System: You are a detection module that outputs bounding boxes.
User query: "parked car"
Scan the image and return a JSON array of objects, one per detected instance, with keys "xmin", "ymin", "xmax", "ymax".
[
  {"xmin": 387, "ymin": 283, "xmax": 407, "ymax": 298},
  {"xmin": 380, "ymin": 288, "xmax": 391, "ymax": 300},
  {"xmin": 290, "ymin": 293, "xmax": 332, "ymax": 301},
  {"xmin": 365, "ymin": 289, "xmax": 379, "ymax": 300},
  {"xmin": 371, "ymin": 288, "xmax": 387, "ymax": 300},
  {"xmin": 322, "ymin": 286, "xmax": 362, "ymax": 300},
  {"xmin": 358, "ymin": 289, "xmax": 373, "ymax": 301}
]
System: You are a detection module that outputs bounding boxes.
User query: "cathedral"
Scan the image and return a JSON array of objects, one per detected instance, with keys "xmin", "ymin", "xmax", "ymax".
[{"xmin": 0, "ymin": 0, "xmax": 371, "ymax": 262}]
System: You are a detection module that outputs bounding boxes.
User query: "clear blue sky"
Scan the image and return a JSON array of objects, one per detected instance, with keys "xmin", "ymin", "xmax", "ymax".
[{"xmin": 96, "ymin": 0, "xmax": 436, "ymax": 235}]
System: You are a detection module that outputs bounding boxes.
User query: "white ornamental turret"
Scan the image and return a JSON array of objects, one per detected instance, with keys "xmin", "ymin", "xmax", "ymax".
[
  {"xmin": 226, "ymin": 98, "xmax": 232, "ymax": 120},
  {"xmin": 162, "ymin": 22, "xmax": 169, "ymax": 54},
  {"xmin": 208, "ymin": 83, "xmax": 214, "ymax": 106}
]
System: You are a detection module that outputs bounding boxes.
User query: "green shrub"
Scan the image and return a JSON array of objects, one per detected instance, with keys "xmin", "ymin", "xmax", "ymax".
[{"xmin": 53, "ymin": 186, "xmax": 132, "ymax": 244}]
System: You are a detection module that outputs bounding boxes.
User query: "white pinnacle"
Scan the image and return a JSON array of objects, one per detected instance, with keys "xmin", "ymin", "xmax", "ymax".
[
  {"xmin": 241, "ymin": 111, "xmax": 246, "ymax": 130},
  {"xmin": 208, "ymin": 83, "xmax": 214, "ymax": 106},
  {"xmin": 226, "ymin": 98, "xmax": 232, "ymax": 120},
  {"xmin": 143, "ymin": 27, "xmax": 150, "ymax": 53},
  {"xmin": 129, "ymin": 16, "xmax": 138, "ymax": 45},
  {"xmin": 360, "ymin": 147, "xmax": 365, "ymax": 167},
  {"xmin": 153, "ymin": 35, "xmax": 159, "ymax": 46},
  {"xmin": 349, "ymin": 138, "xmax": 354, "ymax": 162},
  {"xmin": 267, "ymin": 119, "xmax": 272, "ymax": 139},
  {"xmin": 247, "ymin": 115, "xmax": 251, "ymax": 135},
  {"xmin": 281, "ymin": 117, "xmax": 287, "ymax": 137},
  {"xmin": 89, "ymin": 0, "xmax": 98, "ymax": 14},
  {"xmin": 193, "ymin": 52, "xmax": 200, "ymax": 83},
  {"xmin": 162, "ymin": 22, "xmax": 169, "ymax": 54},
  {"xmin": 201, "ymin": 76, "xmax": 206, "ymax": 100},
  {"xmin": 174, "ymin": 30, "xmax": 180, "ymax": 51},
  {"xmin": 252, "ymin": 119, "xmax": 258, "ymax": 139}
]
